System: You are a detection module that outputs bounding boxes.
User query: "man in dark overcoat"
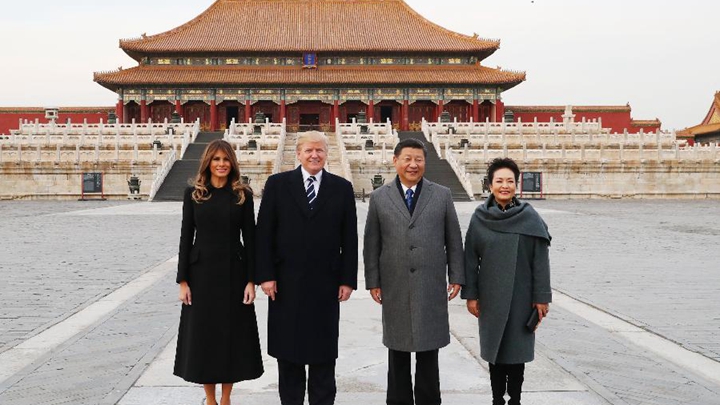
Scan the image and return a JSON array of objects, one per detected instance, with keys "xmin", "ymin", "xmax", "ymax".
[
  {"xmin": 256, "ymin": 131, "xmax": 358, "ymax": 405},
  {"xmin": 363, "ymin": 138, "xmax": 464, "ymax": 405}
]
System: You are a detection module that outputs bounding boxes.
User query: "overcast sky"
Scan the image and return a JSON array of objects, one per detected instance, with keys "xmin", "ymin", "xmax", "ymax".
[{"xmin": 0, "ymin": 0, "xmax": 717, "ymax": 130}]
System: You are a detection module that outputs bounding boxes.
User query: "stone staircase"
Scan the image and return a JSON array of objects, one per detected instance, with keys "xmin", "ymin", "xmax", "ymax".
[
  {"xmin": 278, "ymin": 133, "xmax": 346, "ymax": 178},
  {"xmin": 152, "ymin": 132, "xmax": 225, "ymax": 201},
  {"xmin": 325, "ymin": 134, "xmax": 345, "ymax": 177},
  {"xmin": 279, "ymin": 132, "xmax": 298, "ymax": 172},
  {"xmin": 397, "ymin": 131, "xmax": 472, "ymax": 202}
]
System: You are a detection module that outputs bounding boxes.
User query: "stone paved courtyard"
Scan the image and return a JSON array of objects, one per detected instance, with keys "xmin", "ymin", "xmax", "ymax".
[{"xmin": 0, "ymin": 199, "xmax": 718, "ymax": 404}]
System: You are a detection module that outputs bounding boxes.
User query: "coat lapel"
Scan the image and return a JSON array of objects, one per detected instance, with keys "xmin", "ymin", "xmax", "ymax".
[
  {"xmin": 409, "ymin": 179, "xmax": 435, "ymax": 227},
  {"xmin": 385, "ymin": 182, "xmax": 412, "ymax": 222},
  {"xmin": 310, "ymin": 169, "xmax": 332, "ymax": 216},
  {"xmin": 287, "ymin": 166, "xmax": 312, "ymax": 217}
]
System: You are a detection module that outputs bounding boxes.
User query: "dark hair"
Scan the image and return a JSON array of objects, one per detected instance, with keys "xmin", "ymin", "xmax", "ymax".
[
  {"xmin": 487, "ymin": 157, "xmax": 520, "ymax": 183},
  {"xmin": 393, "ymin": 138, "xmax": 427, "ymax": 157},
  {"xmin": 192, "ymin": 139, "xmax": 251, "ymax": 205}
]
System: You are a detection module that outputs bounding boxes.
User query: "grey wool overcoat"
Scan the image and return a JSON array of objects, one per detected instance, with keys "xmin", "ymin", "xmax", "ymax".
[
  {"xmin": 461, "ymin": 197, "xmax": 552, "ymax": 364},
  {"xmin": 363, "ymin": 179, "xmax": 464, "ymax": 352}
]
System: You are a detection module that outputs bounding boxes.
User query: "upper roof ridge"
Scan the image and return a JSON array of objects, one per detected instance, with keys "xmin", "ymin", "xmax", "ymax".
[{"xmin": 119, "ymin": 0, "xmax": 500, "ymax": 60}]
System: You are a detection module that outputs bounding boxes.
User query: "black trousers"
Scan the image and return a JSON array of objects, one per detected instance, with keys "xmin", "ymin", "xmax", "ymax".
[
  {"xmin": 278, "ymin": 359, "xmax": 336, "ymax": 405},
  {"xmin": 387, "ymin": 349, "xmax": 440, "ymax": 405},
  {"xmin": 489, "ymin": 363, "xmax": 525, "ymax": 405}
]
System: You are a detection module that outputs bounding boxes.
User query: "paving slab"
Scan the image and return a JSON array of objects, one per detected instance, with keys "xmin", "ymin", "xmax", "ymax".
[{"xmin": 1, "ymin": 199, "xmax": 719, "ymax": 405}]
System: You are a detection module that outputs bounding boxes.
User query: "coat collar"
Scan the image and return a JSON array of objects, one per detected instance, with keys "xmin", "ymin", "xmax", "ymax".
[
  {"xmin": 287, "ymin": 166, "xmax": 332, "ymax": 217},
  {"xmin": 382, "ymin": 178, "xmax": 435, "ymax": 223},
  {"xmin": 410, "ymin": 180, "xmax": 435, "ymax": 226}
]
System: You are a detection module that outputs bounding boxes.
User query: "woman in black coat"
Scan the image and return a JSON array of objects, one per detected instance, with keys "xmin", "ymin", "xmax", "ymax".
[
  {"xmin": 462, "ymin": 158, "xmax": 552, "ymax": 405},
  {"xmin": 174, "ymin": 139, "xmax": 263, "ymax": 405}
]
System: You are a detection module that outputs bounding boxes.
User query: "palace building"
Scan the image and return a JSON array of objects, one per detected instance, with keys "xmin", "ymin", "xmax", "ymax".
[
  {"xmin": 677, "ymin": 91, "xmax": 720, "ymax": 144},
  {"xmin": 93, "ymin": 0, "xmax": 525, "ymax": 132}
]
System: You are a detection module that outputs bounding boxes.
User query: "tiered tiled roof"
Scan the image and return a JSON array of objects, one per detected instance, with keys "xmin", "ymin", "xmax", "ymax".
[
  {"xmin": 94, "ymin": 65, "xmax": 526, "ymax": 91},
  {"xmin": 119, "ymin": 0, "xmax": 500, "ymax": 59},
  {"xmin": 678, "ymin": 91, "xmax": 720, "ymax": 138}
]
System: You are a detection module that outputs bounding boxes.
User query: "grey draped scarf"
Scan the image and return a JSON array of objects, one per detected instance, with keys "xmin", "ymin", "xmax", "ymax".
[{"xmin": 473, "ymin": 195, "xmax": 551, "ymax": 244}]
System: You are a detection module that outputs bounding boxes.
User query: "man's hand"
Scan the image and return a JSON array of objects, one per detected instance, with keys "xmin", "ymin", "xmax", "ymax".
[
  {"xmin": 370, "ymin": 288, "xmax": 382, "ymax": 304},
  {"xmin": 179, "ymin": 281, "xmax": 192, "ymax": 305},
  {"xmin": 466, "ymin": 299, "xmax": 480, "ymax": 318},
  {"xmin": 338, "ymin": 285, "xmax": 354, "ymax": 302},
  {"xmin": 261, "ymin": 280, "xmax": 277, "ymax": 301},
  {"xmin": 447, "ymin": 284, "xmax": 461, "ymax": 301}
]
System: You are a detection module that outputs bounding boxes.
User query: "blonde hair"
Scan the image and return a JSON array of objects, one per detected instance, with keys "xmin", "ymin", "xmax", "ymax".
[
  {"xmin": 191, "ymin": 139, "xmax": 252, "ymax": 205},
  {"xmin": 296, "ymin": 131, "xmax": 329, "ymax": 152}
]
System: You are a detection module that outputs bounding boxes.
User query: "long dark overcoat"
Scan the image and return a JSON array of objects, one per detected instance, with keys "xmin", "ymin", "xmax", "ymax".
[
  {"xmin": 174, "ymin": 185, "xmax": 264, "ymax": 384},
  {"xmin": 461, "ymin": 199, "xmax": 551, "ymax": 364},
  {"xmin": 363, "ymin": 179, "xmax": 464, "ymax": 352},
  {"xmin": 255, "ymin": 167, "xmax": 358, "ymax": 365}
]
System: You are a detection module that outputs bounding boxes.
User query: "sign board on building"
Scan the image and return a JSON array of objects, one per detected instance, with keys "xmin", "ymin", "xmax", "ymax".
[
  {"xmin": 81, "ymin": 172, "xmax": 106, "ymax": 200},
  {"xmin": 521, "ymin": 172, "xmax": 543, "ymax": 194},
  {"xmin": 302, "ymin": 53, "xmax": 317, "ymax": 68}
]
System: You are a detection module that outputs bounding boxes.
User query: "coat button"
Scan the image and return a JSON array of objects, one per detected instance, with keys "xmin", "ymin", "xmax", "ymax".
[
  {"xmin": 409, "ymin": 224, "xmax": 415, "ymax": 229},
  {"xmin": 410, "ymin": 268, "xmax": 416, "ymax": 273},
  {"xmin": 410, "ymin": 246, "xmax": 416, "ymax": 250}
]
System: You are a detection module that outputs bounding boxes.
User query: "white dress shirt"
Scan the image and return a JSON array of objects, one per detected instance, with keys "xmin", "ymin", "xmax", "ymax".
[{"xmin": 301, "ymin": 167, "xmax": 323, "ymax": 197}]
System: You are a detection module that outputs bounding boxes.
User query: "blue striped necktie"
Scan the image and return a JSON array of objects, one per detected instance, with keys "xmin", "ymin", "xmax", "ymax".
[
  {"xmin": 306, "ymin": 176, "xmax": 317, "ymax": 210},
  {"xmin": 405, "ymin": 188, "xmax": 414, "ymax": 211}
]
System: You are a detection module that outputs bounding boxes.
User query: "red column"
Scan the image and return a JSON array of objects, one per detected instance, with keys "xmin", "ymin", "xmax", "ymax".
[
  {"xmin": 175, "ymin": 100, "xmax": 183, "ymax": 118},
  {"xmin": 402, "ymin": 100, "xmax": 409, "ymax": 131},
  {"xmin": 367, "ymin": 100, "xmax": 374, "ymax": 122},
  {"xmin": 472, "ymin": 99, "xmax": 479, "ymax": 122},
  {"xmin": 245, "ymin": 100, "xmax": 252, "ymax": 123},
  {"xmin": 333, "ymin": 100, "xmax": 339, "ymax": 131},
  {"xmin": 495, "ymin": 99, "xmax": 505, "ymax": 122},
  {"xmin": 210, "ymin": 100, "xmax": 218, "ymax": 131},
  {"xmin": 280, "ymin": 100, "xmax": 286, "ymax": 124},
  {"xmin": 140, "ymin": 100, "xmax": 148, "ymax": 123},
  {"xmin": 115, "ymin": 100, "xmax": 124, "ymax": 124},
  {"xmin": 437, "ymin": 100, "xmax": 444, "ymax": 121}
]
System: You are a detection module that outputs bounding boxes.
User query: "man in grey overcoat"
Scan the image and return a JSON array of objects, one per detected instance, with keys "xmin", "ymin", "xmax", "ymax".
[{"xmin": 363, "ymin": 138, "xmax": 464, "ymax": 405}]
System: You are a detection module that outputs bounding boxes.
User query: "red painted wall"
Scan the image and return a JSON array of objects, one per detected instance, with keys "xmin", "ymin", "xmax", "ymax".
[
  {"xmin": 508, "ymin": 107, "xmax": 660, "ymax": 134},
  {"xmin": 0, "ymin": 108, "xmax": 113, "ymax": 135}
]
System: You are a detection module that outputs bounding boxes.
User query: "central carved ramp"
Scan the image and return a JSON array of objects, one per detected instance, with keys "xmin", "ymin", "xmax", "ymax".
[
  {"xmin": 152, "ymin": 132, "xmax": 224, "ymax": 201},
  {"xmin": 397, "ymin": 131, "xmax": 472, "ymax": 202}
]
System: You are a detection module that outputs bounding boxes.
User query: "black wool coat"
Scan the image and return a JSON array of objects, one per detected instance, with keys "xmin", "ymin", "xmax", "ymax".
[
  {"xmin": 174, "ymin": 185, "xmax": 264, "ymax": 384},
  {"xmin": 256, "ymin": 167, "xmax": 358, "ymax": 364}
]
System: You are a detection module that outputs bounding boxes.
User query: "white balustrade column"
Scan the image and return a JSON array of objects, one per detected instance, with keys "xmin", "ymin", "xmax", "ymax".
[{"xmin": 56, "ymin": 144, "xmax": 61, "ymax": 163}]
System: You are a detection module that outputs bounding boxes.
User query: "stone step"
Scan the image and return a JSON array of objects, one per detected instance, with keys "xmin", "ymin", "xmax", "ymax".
[
  {"xmin": 151, "ymin": 132, "xmax": 225, "ymax": 201},
  {"xmin": 397, "ymin": 131, "xmax": 471, "ymax": 202}
]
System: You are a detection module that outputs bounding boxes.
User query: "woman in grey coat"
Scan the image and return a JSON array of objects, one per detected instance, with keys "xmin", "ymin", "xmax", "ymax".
[{"xmin": 461, "ymin": 157, "xmax": 552, "ymax": 405}]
